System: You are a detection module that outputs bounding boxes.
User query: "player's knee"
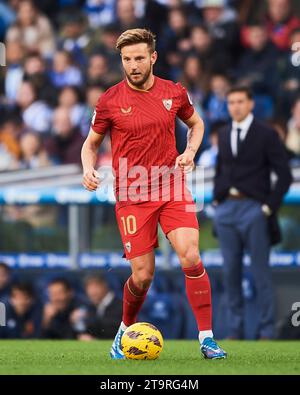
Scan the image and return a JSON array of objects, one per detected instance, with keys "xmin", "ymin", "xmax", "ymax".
[
  {"xmin": 134, "ymin": 269, "xmax": 154, "ymax": 290},
  {"xmin": 179, "ymin": 246, "xmax": 200, "ymax": 267}
]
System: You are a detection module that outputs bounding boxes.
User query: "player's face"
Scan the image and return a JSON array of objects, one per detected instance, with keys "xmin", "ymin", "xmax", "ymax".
[
  {"xmin": 121, "ymin": 43, "xmax": 157, "ymax": 88},
  {"xmin": 227, "ymin": 92, "xmax": 254, "ymax": 123}
]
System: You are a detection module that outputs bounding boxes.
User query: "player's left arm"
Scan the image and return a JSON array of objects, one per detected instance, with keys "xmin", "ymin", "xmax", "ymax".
[{"xmin": 175, "ymin": 110, "xmax": 204, "ymax": 173}]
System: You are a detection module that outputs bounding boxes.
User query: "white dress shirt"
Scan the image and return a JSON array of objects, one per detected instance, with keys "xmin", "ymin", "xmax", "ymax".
[{"xmin": 231, "ymin": 113, "xmax": 254, "ymax": 156}]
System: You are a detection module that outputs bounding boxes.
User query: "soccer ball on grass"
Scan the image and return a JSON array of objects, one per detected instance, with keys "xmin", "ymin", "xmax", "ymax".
[{"xmin": 121, "ymin": 322, "xmax": 164, "ymax": 360}]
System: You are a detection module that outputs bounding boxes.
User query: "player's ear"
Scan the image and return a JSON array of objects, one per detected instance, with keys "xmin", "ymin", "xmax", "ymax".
[{"xmin": 151, "ymin": 51, "xmax": 158, "ymax": 65}]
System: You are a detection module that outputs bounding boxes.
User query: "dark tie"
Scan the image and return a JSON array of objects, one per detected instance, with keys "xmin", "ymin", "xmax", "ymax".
[{"xmin": 236, "ymin": 127, "xmax": 242, "ymax": 155}]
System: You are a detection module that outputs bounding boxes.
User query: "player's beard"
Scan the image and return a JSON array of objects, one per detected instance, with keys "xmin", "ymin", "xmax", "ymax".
[{"xmin": 126, "ymin": 63, "xmax": 153, "ymax": 88}]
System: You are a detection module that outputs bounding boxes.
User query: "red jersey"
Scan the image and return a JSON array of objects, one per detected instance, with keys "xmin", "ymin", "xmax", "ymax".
[{"xmin": 91, "ymin": 76, "xmax": 195, "ymax": 203}]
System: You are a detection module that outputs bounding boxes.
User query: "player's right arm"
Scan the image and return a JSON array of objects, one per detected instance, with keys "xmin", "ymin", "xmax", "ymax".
[{"xmin": 81, "ymin": 128, "xmax": 105, "ymax": 191}]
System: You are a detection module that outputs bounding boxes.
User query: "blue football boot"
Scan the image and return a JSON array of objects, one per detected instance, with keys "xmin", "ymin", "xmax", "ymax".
[
  {"xmin": 200, "ymin": 337, "xmax": 227, "ymax": 359},
  {"xmin": 110, "ymin": 325, "xmax": 125, "ymax": 360}
]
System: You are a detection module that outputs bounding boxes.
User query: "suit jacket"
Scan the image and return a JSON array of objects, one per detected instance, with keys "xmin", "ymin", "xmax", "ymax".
[{"xmin": 213, "ymin": 118, "xmax": 293, "ymax": 244}]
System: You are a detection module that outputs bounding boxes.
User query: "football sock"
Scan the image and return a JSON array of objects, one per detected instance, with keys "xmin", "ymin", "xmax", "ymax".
[
  {"xmin": 183, "ymin": 261, "xmax": 213, "ymax": 334},
  {"xmin": 122, "ymin": 276, "xmax": 149, "ymax": 327},
  {"xmin": 198, "ymin": 330, "xmax": 214, "ymax": 344}
]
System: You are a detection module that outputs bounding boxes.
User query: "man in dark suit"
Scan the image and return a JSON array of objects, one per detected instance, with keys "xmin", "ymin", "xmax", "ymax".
[{"xmin": 213, "ymin": 86, "xmax": 292, "ymax": 339}]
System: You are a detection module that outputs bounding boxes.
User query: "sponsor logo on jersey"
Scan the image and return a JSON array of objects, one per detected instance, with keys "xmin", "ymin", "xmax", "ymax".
[{"xmin": 162, "ymin": 99, "xmax": 172, "ymax": 111}]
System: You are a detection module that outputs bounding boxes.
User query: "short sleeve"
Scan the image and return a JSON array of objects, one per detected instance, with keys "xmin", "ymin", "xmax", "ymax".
[
  {"xmin": 176, "ymin": 83, "xmax": 195, "ymax": 121},
  {"xmin": 91, "ymin": 93, "xmax": 111, "ymax": 135}
]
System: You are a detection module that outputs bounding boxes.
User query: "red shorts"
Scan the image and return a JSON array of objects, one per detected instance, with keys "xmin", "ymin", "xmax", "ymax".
[{"xmin": 115, "ymin": 188, "xmax": 199, "ymax": 260}]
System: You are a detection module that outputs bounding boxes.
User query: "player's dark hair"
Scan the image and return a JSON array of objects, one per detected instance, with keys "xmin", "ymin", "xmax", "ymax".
[
  {"xmin": 116, "ymin": 28, "xmax": 156, "ymax": 53},
  {"xmin": 227, "ymin": 86, "xmax": 253, "ymax": 100}
]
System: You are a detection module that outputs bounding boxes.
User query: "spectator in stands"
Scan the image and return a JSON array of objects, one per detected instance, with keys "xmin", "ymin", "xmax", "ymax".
[
  {"xmin": 213, "ymin": 86, "xmax": 292, "ymax": 339},
  {"xmin": 93, "ymin": 24, "xmax": 122, "ymax": 74},
  {"xmin": 84, "ymin": 0, "xmax": 115, "ymax": 29},
  {"xmin": 16, "ymin": 80, "xmax": 53, "ymax": 134},
  {"xmin": 23, "ymin": 52, "xmax": 57, "ymax": 107},
  {"xmin": 58, "ymin": 86, "xmax": 90, "ymax": 136},
  {"xmin": 5, "ymin": 0, "xmax": 55, "ymax": 58},
  {"xmin": 180, "ymin": 55, "xmax": 208, "ymax": 106},
  {"xmin": 4, "ymin": 41, "xmax": 24, "ymax": 104},
  {"xmin": 86, "ymin": 53, "xmax": 119, "ymax": 87},
  {"xmin": 286, "ymin": 97, "xmax": 300, "ymax": 157},
  {"xmin": 266, "ymin": 0, "xmax": 300, "ymax": 51},
  {"xmin": 197, "ymin": 122, "xmax": 223, "ymax": 168},
  {"xmin": 237, "ymin": 22, "xmax": 279, "ymax": 93},
  {"xmin": 57, "ymin": 11, "xmax": 96, "ymax": 67},
  {"xmin": 42, "ymin": 278, "xmax": 83, "ymax": 339},
  {"xmin": 0, "ymin": 1, "xmax": 16, "ymax": 42},
  {"xmin": 0, "ymin": 114, "xmax": 22, "ymax": 171},
  {"xmin": 49, "ymin": 50, "xmax": 83, "ymax": 88},
  {"xmin": 235, "ymin": 23, "xmax": 280, "ymax": 119},
  {"xmin": 278, "ymin": 27, "xmax": 300, "ymax": 118},
  {"xmin": 46, "ymin": 107, "xmax": 85, "ymax": 165},
  {"xmin": 86, "ymin": 84, "xmax": 105, "ymax": 116},
  {"xmin": 205, "ymin": 74, "xmax": 231, "ymax": 124},
  {"xmin": 0, "ymin": 282, "xmax": 42, "ymax": 339},
  {"xmin": 161, "ymin": 7, "xmax": 191, "ymax": 79},
  {"xmin": 0, "ymin": 262, "xmax": 12, "ymax": 303},
  {"xmin": 199, "ymin": 0, "xmax": 240, "ymax": 63},
  {"xmin": 76, "ymin": 274, "xmax": 122, "ymax": 340},
  {"xmin": 19, "ymin": 132, "xmax": 52, "ymax": 169},
  {"xmin": 115, "ymin": 0, "xmax": 143, "ymax": 31},
  {"xmin": 188, "ymin": 24, "xmax": 231, "ymax": 74}
]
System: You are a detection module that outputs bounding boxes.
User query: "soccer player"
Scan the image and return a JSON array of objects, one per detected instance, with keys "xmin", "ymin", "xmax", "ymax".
[{"xmin": 81, "ymin": 29, "xmax": 227, "ymax": 359}]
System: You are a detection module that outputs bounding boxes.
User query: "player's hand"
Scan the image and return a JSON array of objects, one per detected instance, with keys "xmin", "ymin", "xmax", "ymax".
[
  {"xmin": 175, "ymin": 150, "xmax": 195, "ymax": 173},
  {"xmin": 82, "ymin": 169, "xmax": 100, "ymax": 191}
]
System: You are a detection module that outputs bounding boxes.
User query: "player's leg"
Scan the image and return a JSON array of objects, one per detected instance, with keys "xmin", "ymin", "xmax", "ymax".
[
  {"xmin": 110, "ymin": 251, "xmax": 155, "ymax": 359},
  {"xmin": 159, "ymin": 190, "xmax": 227, "ymax": 359},
  {"xmin": 110, "ymin": 202, "xmax": 159, "ymax": 359},
  {"xmin": 167, "ymin": 227, "xmax": 226, "ymax": 359}
]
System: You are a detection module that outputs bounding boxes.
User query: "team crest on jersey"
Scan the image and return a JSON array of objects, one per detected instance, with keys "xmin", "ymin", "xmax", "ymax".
[
  {"xmin": 121, "ymin": 106, "xmax": 132, "ymax": 114},
  {"xmin": 125, "ymin": 242, "xmax": 131, "ymax": 253},
  {"xmin": 162, "ymin": 99, "xmax": 172, "ymax": 111}
]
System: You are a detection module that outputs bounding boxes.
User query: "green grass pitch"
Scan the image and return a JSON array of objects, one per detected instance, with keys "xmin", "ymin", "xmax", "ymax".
[{"xmin": 0, "ymin": 340, "xmax": 299, "ymax": 375}]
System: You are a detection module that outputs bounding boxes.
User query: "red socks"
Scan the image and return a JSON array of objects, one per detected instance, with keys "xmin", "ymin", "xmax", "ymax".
[
  {"xmin": 183, "ymin": 261, "xmax": 212, "ymax": 331},
  {"xmin": 122, "ymin": 276, "xmax": 149, "ymax": 327}
]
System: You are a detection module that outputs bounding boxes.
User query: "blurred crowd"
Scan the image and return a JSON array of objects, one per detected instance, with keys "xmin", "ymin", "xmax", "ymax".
[
  {"xmin": 0, "ymin": 262, "xmax": 124, "ymax": 339},
  {"xmin": 1, "ymin": 0, "xmax": 300, "ymax": 172}
]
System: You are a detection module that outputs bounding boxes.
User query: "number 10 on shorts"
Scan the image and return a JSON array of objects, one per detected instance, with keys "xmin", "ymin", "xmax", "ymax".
[{"xmin": 120, "ymin": 215, "xmax": 137, "ymax": 235}]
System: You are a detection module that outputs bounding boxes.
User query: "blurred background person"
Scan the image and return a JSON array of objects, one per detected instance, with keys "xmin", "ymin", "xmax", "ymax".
[
  {"xmin": 16, "ymin": 80, "xmax": 53, "ymax": 135},
  {"xmin": 19, "ymin": 132, "xmax": 52, "ymax": 169},
  {"xmin": 286, "ymin": 96, "xmax": 300, "ymax": 159},
  {"xmin": 76, "ymin": 274, "xmax": 122, "ymax": 340},
  {"xmin": 0, "ymin": 282, "xmax": 42, "ymax": 339},
  {"xmin": 42, "ymin": 278, "xmax": 84, "ymax": 339},
  {"xmin": 46, "ymin": 107, "xmax": 85, "ymax": 165},
  {"xmin": 58, "ymin": 86, "xmax": 90, "ymax": 136},
  {"xmin": 49, "ymin": 50, "xmax": 83, "ymax": 88},
  {"xmin": 266, "ymin": 0, "xmax": 300, "ymax": 51},
  {"xmin": 213, "ymin": 86, "xmax": 292, "ymax": 339},
  {"xmin": 5, "ymin": 0, "xmax": 55, "ymax": 58},
  {"xmin": 0, "ymin": 262, "xmax": 12, "ymax": 304}
]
